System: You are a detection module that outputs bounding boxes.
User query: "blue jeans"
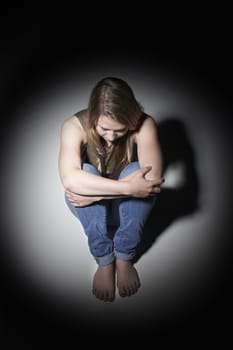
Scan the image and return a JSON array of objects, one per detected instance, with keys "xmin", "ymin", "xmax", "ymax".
[{"xmin": 65, "ymin": 162, "xmax": 156, "ymax": 266}]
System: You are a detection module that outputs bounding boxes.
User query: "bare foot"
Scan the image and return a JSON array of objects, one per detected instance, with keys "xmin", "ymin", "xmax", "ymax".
[
  {"xmin": 116, "ymin": 259, "xmax": 141, "ymax": 297},
  {"xmin": 92, "ymin": 262, "xmax": 116, "ymax": 302}
]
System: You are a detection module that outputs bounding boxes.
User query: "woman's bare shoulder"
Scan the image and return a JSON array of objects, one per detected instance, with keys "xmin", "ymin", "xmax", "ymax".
[
  {"xmin": 135, "ymin": 114, "xmax": 157, "ymax": 140},
  {"xmin": 61, "ymin": 114, "xmax": 86, "ymax": 142},
  {"xmin": 142, "ymin": 114, "xmax": 157, "ymax": 128},
  {"xmin": 62, "ymin": 114, "xmax": 82, "ymax": 128}
]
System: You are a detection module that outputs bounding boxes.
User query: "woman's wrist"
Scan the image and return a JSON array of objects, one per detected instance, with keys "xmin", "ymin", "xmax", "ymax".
[{"xmin": 118, "ymin": 180, "xmax": 131, "ymax": 196}]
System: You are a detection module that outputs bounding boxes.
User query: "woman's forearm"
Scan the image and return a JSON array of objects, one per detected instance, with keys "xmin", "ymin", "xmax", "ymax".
[
  {"xmin": 62, "ymin": 169, "xmax": 130, "ymax": 196},
  {"xmin": 65, "ymin": 190, "xmax": 128, "ymax": 208},
  {"xmin": 61, "ymin": 166, "xmax": 163, "ymax": 198}
]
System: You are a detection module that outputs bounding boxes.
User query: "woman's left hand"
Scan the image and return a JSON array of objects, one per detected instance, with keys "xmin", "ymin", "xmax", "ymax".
[{"xmin": 66, "ymin": 190, "xmax": 102, "ymax": 207}]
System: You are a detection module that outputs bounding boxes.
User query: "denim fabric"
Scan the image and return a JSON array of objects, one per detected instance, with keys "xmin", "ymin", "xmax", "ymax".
[{"xmin": 65, "ymin": 162, "xmax": 156, "ymax": 265}]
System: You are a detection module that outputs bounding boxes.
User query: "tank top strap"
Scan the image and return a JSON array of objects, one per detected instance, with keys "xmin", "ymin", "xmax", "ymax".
[{"xmin": 74, "ymin": 109, "xmax": 88, "ymax": 130}]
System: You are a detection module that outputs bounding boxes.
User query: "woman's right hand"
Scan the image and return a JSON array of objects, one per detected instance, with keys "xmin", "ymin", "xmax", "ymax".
[{"xmin": 119, "ymin": 166, "xmax": 164, "ymax": 198}]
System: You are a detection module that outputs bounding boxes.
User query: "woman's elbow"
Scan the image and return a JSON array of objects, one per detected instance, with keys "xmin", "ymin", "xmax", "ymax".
[{"xmin": 61, "ymin": 175, "xmax": 78, "ymax": 193}]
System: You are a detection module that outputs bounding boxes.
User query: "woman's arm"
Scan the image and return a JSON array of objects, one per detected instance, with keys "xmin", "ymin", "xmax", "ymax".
[
  {"xmin": 58, "ymin": 117, "xmax": 163, "ymax": 199},
  {"xmin": 136, "ymin": 116, "xmax": 163, "ymax": 180}
]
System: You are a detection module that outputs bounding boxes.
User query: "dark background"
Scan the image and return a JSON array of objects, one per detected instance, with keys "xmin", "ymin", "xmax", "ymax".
[{"xmin": 0, "ymin": 4, "xmax": 232, "ymax": 347}]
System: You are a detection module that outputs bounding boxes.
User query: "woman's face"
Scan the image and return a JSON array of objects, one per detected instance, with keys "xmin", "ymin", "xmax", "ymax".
[{"xmin": 96, "ymin": 115, "xmax": 128, "ymax": 146}]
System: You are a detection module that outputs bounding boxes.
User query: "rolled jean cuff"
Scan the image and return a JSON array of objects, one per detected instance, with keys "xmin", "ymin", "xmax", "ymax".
[
  {"xmin": 114, "ymin": 250, "xmax": 135, "ymax": 261},
  {"xmin": 95, "ymin": 251, "xmax": 115, "ymax": 266}
]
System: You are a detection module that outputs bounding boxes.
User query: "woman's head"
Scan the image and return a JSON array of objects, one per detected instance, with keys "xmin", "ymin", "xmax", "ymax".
[
  {"xmin": 95, "ymin": 114, "xmax": 128, "ymax": 146},
  {"xmin": 87, "ymin": 77, "xmax": 143, "ymax": 133},
  {"xmin": 86, "ymin": 77, "xmax": 144, "ymax": 177}
]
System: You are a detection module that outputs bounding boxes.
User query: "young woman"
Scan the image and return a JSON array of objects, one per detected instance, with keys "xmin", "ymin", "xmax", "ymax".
[{"xmin": 58, "ymin": 77, "xmax": 164, "ymax": 302}]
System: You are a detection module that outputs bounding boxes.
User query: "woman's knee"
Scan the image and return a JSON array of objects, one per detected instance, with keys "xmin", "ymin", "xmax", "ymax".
[
  {"xmin": 82, "ymin": 163, "xmax": 100, "ymax": 175},
  {"xmin": 118, "ymin": 162, "xmax": 139, "ymax": 178}
]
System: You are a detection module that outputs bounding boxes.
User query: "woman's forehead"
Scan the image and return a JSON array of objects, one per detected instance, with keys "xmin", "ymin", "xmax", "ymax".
[{"xmin": 97, "ymin": 115, "xmax": 126, "ymax": 129}]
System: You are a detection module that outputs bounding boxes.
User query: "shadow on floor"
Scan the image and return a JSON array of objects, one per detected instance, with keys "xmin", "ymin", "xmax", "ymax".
[{"xmin": 133, "ymin": 116, "xmax": 200, "ymax": 264}]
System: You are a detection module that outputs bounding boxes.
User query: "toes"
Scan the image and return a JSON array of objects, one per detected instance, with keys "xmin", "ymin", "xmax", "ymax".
[
  {"xmin": 119, "ymin": 289, "xmax": 127, "ymax": 297},
  {"xmin": 119, "ymin": 282, "xmax": 140, "ymax": 297},
  {"xmin": 93, "ymin": 288, "xmax": 115, "ymax": 302}
]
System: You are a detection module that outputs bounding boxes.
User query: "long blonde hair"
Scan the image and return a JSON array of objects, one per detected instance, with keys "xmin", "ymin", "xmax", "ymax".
[{"xmin": 86, "ymin": 77, "xmax": 144, "ymax": 178}]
